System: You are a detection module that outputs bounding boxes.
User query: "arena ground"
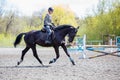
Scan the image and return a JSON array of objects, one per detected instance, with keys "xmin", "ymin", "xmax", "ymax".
[{"xmin": 0, "ymin": 48, "xmax": 120, "ymax": 80}]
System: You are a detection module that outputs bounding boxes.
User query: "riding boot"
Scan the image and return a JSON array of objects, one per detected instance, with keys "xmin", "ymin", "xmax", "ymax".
[{"xmin": 45, "ymin": 34, "xmax": 51, "ymax": 44}]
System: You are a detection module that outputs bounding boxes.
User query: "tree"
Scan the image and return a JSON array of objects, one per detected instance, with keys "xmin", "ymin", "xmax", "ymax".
[{"xmin": 78, "ymin": 0, "xmax": 120, "ymax": 40}]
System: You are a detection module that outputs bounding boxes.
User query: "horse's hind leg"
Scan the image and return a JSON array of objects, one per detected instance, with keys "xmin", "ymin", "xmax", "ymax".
[
  {"xmin": 31, "ymin": 46, "xmax": 43, "ymax": 66},
  {"xmin": 17, "ymin": 47, "xmax": 30, "ymax": 65}
]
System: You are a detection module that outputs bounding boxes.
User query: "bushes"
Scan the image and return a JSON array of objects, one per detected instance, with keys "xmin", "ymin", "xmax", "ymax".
[{"xmin": 0, "ymin": 34, "xmax": 15, "ymax": 47}]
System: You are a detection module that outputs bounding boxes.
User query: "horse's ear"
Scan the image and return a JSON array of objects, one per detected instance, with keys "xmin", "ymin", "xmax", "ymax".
[{"xmin": 77, "ymin": 26, "xmax": 80, "ymax": 30}]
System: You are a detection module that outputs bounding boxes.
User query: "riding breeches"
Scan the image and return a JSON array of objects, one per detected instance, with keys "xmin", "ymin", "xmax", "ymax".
[{"xmin": 45, "ymin": 26, "xmax": 52, "ymax": 35}]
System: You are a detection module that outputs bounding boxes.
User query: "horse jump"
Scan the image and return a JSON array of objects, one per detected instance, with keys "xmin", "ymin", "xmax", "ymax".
[{"xmin": 68, "ymin": 34, "xmax": 120, "ymax": 59}]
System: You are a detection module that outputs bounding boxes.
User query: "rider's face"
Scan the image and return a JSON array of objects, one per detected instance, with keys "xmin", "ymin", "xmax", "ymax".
[{"xmin": 49, "ymin": 11, "xmax": 53, "ymax": 14}]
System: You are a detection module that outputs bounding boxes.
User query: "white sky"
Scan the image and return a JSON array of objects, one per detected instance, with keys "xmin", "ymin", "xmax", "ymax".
[{"xmin": 5, "ymin": 0, "xmax": 99, "ymax": 17}]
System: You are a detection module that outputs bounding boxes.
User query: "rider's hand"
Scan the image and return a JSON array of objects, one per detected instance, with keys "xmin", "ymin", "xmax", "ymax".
[
  {"xmin": 52, "ymin": 23, "xmax": 55, "ymax": 26},
  {"xmin": 48, "ymin": 23, "xmax": 52, "ymax": 26}
]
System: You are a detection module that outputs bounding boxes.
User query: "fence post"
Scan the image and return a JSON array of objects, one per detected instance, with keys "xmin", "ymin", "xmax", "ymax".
[
  {"xmin": 116, "ymin": 36, "xmax": 120, "ymax": 56},
  {"xmin": 109, "ymin": 39, "xmax": 113, "ymax": 52}
]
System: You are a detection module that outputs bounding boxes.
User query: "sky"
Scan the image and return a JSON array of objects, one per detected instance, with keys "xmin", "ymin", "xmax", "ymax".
[{"xmin": 4, "ymin": 0, "xmax": 99, "ymax": 17}]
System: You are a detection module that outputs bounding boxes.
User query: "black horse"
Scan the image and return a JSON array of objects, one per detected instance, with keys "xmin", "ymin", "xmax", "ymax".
[{"xmin": 14, "ymin": 25, "xmax": 79, "ymax": 66}]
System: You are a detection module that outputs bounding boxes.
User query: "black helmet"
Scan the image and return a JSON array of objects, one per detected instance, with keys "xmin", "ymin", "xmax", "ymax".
[{"xmin": 48, "ymin": 7, "xmax": 54, "ymax": 12}]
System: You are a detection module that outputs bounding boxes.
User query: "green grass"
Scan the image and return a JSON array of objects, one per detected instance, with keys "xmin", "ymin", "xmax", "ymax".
[
  {"xmin": 0, "ymin": 26, "xmax": 41, "ymax": 47},
  {"xmin": 0, "ymin": 34, "xmax": 26, "ymax": 47}
]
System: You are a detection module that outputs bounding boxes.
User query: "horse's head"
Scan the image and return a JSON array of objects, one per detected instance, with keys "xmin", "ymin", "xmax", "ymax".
[
  {"xmin": 54, "ymin": 25, "xmax": 79, "ymax": 43},
  {"xmin": 68, "ymin": 26, "xmax": 79, "ymax": 43}
]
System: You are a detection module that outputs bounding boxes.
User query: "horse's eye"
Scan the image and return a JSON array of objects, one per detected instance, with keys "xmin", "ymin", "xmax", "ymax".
[{"xmin": 75, "ymin": 29, "xmax": 77, "ymax": 33}]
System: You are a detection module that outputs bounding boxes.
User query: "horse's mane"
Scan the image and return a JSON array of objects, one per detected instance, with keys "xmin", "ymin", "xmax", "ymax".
[{"xmin": 55, "ymin": 25, "xmax": 74, "ymax": 31}]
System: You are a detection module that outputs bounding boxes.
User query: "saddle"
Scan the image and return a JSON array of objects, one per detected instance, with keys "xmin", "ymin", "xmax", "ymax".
[
  {"xmin": 40, "ymin": 28, "xmax": 55, "ymax": 42},
  {"xmin": 41, "ymin": 26, "xmax": 55, "ymax": 33}
]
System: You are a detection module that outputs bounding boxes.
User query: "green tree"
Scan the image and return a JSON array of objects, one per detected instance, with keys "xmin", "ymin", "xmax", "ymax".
[{"xmin": 78, "ymin": 0, "xmax": 120, "ymax": 40}]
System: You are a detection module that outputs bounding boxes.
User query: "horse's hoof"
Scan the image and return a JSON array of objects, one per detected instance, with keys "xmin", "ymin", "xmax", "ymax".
[
  {"xmin": 49, "ymin": 61, "xmax": 52, "ymax": 64},
  {"xmin": 17, "ymin": 62, "xmax": 20, "ymax": 65},
  {"xmin": 49, "ymin": 58, "xmax": 56, "ymax": 64},
  {"xmin": 41, "ymin": 63, "xmax": 44, "ymax": 66},
  {"xmin": 49, "ymin": 61, "xmax": 53, "ymax": 64},
  {"xmin": 72, "ymin": 61, "xmax": 75, "ymax": 65},
  {"xmin": 72, "ymin": 63, "xmax": 75, "ymax": 65}
]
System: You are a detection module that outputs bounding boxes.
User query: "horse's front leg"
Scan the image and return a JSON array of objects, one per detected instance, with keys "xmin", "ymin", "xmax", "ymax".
[
  {"xmin": 61, "ymin": 43, "xmax": 75, "ymax": 65},
  {"xmin": 49, "ymin": 46, "xmax": 59, "ymax": 64}
]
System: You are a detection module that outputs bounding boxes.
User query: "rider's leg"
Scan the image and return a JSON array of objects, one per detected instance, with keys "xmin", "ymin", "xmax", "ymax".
[{"xmin": 45, "ymin": 26, "xmax": 52, "ymax": 43}]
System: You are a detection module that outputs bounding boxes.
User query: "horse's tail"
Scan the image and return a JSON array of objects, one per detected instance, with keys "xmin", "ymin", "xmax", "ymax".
[{"xmin": 14, "ymin": 33, "xmax": 26, "ymax": 47}]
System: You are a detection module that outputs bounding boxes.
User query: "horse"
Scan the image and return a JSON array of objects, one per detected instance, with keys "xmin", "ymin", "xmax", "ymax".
[{"xmin": 14, "ymin": 25, "xmax": 79, "ymax": 66}]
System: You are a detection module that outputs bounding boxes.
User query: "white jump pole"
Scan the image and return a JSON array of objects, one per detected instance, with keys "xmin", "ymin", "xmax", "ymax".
[{"xmin": 79, "ymin": 34, "xmax": 87, "ymax": 59}]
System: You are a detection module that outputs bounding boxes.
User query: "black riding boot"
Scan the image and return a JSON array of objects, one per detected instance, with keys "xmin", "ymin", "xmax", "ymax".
[{"xmin": 45, "ymin": 34, "xmax": 51, "ymax": 44}]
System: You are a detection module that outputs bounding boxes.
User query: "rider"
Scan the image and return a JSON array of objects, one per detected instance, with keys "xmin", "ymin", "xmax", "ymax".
[{"xmin": 44, "ymin": 7, "xmax": 54, "ymax": 44}]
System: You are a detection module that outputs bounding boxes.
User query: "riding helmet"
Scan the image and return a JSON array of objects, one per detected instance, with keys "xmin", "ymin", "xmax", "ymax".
[{"xmin": 48, "ymin": 7, "xmax": 54, "ymax": 12}]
